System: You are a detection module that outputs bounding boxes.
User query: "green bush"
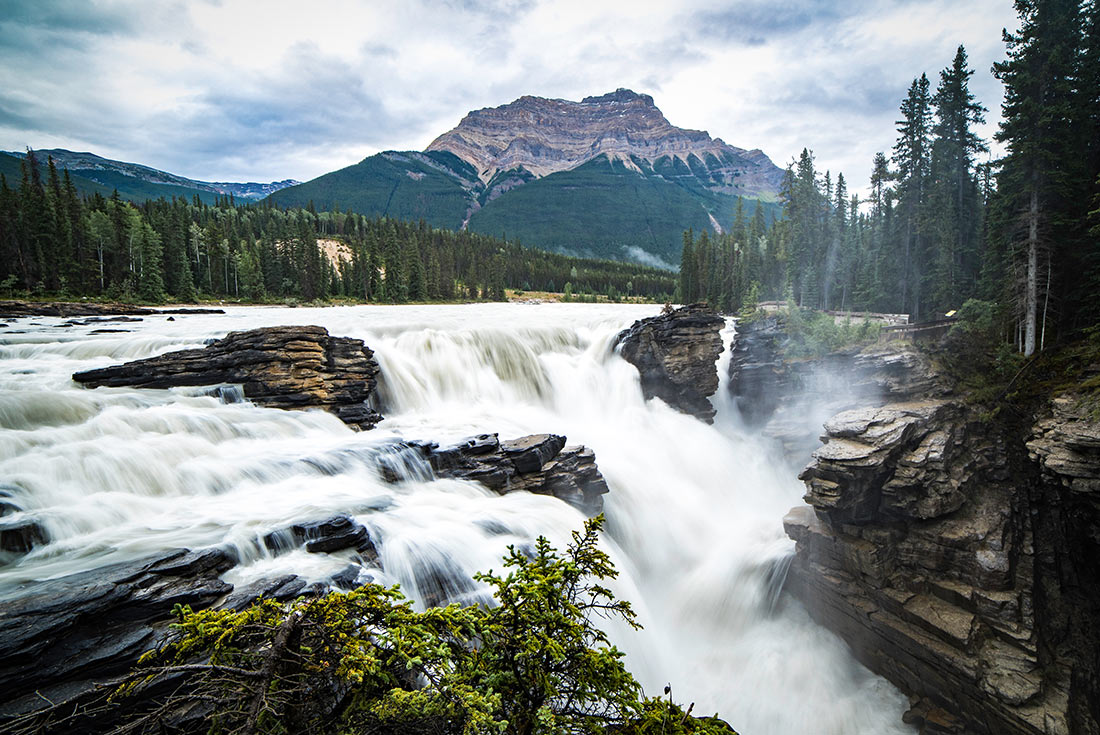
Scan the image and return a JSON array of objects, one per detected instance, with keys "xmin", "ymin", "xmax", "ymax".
[
  {"xmin": 781, "ymin": 305, "xmax": 881, "ymax": 359},
  {"xmin": 101, "ymin": 516, "xmax": 736, "ymax": 735}
]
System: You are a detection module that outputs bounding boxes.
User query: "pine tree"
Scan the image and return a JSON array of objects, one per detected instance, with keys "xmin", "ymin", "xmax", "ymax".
[
  {"xmin": 927, "ymin": 45, "xmax": 988, "ymax": 316},
  {"xmin": 993, "ymin": 0, "xmax": 1082, "ymax": 353},
  {"xmin": 679, "ymin": 229, "xmax": 695, "ymax": 302},
  {"xmin": 137, "ymin": 223, "xmax": 166, "ymax": 302},
  {"xmin": 893, "ymin": 74, "xmax": 933, "ymax": 319}
]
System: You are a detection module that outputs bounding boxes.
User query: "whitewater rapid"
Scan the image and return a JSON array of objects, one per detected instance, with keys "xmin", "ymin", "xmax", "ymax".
[{"xmin": 0, "ymin": 303, "xmax": 913, "ymax": 734}]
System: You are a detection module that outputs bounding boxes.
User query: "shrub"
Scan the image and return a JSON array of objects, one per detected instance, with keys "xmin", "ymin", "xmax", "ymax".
[{"xmin": 91, "ymin": 516, "xmax": 736, "ymax": 735}]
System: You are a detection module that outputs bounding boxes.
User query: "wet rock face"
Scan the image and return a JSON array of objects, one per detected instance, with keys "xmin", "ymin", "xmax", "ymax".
[
  {"xmin": 0, "ymin": 548, "xmax": 236, "ymax": 720},
  {"xmin": 727, "ymin": 315, "xmax": 943, "ymax": 460},
  {"xmin": 395, "ymin": 433, "xmax": 610, "ymax": 515},
  {"xmin": 784, "ymin": 396, "xmax": 1055, "ymax": 735},
  {"xmin": 72, "ymin": 325, "xmax": 383, "ymax": 430},
  {"xmin": 782, "ymin": 366, "xmax": 1100, "ymax": 734},
  {"xmin": 1026, "ymin": 394, "xmax": 1100, "ymax": 734},
  {"xmin": 616, "ymin": 304, "xmax": 725, "ymax": 423}
]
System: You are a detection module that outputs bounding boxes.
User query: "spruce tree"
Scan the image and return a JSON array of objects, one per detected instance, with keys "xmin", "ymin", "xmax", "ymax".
[
  {"xmin": 893, "ymin": 74, "xmax": 933, "ymax": 319},
  {"xmin": 993, "ymin": 0, "xmax": 1082, "ymax": 352}
]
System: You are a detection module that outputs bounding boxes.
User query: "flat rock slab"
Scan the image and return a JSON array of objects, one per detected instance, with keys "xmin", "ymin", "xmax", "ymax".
[
  {"xmin": 0, "ymin": 301, "xmax": 227, "ymax": 319},
  {"xmin": 71, "ymin": 325, "xmax": 383, "ymax": 430},
  {"xmin": 395, "ymin": 432, "xmax": 610, "ymax": 515}
]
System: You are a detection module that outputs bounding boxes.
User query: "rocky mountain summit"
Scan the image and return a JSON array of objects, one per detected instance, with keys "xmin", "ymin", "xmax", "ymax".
[
  {"xmin": 426, "ymin": 88, "xmax": 783, "ymax": 197},
  {"xmin": 724, "ymin": 318, "xmax": 1100, "ymax": 734},
  {"xmin": 271, "ymin": 90, "xmax": 783, "ymax": 264}
]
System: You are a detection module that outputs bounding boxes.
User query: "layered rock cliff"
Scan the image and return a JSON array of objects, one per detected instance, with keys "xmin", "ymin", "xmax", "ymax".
[
  {"xmin": 616, "ymin": 304, "xmax": 726, "ymax": 422},
  {"xmin": 426, "ymin": 88, "xmax": 784, "ymax": 197},
  {"xmin": 727, "ymin": 318, "xmax": 1100, "ymax": 734}
]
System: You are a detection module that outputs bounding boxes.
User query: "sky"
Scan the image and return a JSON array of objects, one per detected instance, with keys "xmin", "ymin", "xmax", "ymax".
[{"xmin": 0, "ymin": 0, "xmax": 1020, "ymax": 197}]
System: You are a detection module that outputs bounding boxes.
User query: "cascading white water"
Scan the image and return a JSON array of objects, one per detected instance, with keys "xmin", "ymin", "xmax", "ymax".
[{"xmin": 0, "ymin": 303, "xmax": 913, "ymax": 734}]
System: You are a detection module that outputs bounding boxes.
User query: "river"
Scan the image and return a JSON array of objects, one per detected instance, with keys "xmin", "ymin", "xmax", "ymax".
[{"xmin": 0, "ymin": 303, "xmax": 913, "ymax": 734}]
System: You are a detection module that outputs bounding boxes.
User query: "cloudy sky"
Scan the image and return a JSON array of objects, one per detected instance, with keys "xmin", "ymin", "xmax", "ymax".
[{"xmin": 0, "ymin": 0, "xmax": 1019, "ymax": 195}]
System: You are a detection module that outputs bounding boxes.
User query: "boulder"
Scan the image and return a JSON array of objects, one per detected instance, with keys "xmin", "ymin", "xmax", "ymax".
[
  {"xmin": 72, "ymin": 325, "xmax": 383, "ymax": 430},
  {"xmin": 393, "ymin": 433, "xmax": 610, "ymax": 515},
  {"xmin": 0, "ymin": 517, "xmax": 48, "ymax": 555},
  {"xmin": 616, "ymin": 304, "xmax": 725, "ymax": 422},
  {"xmin": 263, "ymin": 514, "xmax": 376, "ymax": 557}
]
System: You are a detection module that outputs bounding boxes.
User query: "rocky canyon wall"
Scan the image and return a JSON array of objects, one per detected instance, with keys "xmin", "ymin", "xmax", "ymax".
[{"xmin": 730, "ymin": 317, "xmax": 1100, "ymax": 735}]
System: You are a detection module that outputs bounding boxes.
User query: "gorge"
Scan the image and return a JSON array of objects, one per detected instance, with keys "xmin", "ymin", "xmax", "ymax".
[{"xmin": 0, "ymin": 303, "xmax": 1097, "ymax": 734}]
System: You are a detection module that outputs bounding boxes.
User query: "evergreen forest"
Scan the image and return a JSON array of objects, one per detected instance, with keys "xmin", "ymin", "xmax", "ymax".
[
  {"xmin": 681, "ymin": 0, "xmax": 1099, "ymax": 356},
  {"xmin": 0, "ymin": 154, "xmax": 676, "ymax": 306}
]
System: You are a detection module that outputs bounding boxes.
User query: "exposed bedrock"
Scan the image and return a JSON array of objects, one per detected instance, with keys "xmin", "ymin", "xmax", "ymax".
[
  {"xmin": 779, "ymin": 362, "xmax": 1100, "ymax": 733},
  {"xmin": 0, "ymin": 300, "xmax": 225, "ymax": 318},
  {"xmin": 616, "ymin": 303, "xmax": 725, "ymax": 422},
  {"xmin": 406, "ymin": 432, "xmax": 610, "ymax": 515},
  {"xmin": 71, "ymin": 325, "xmax": 384, "ymax": 430},
  {"xmin": 727, "ymin": 315, "xmax": 943, "ymax": 459}
]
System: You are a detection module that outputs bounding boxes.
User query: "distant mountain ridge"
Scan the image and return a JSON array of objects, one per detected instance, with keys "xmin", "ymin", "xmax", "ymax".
[
  {"xmin": 271, "ymin": 89, "xmax": 784, "ymax": 265},
  {"xmin": 2, "ymin": 149, "xmax": 298, "ymax": 202},
  {"xmin": 426, "ymin": 88, "xmax": 783, "ymax": 198}
]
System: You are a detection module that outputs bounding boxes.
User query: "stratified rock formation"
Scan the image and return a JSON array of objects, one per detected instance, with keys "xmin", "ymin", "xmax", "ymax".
[
  {"xmin": 0, "ymin": 547, "xmax": 236, "ymax": 721},
  {"xmin": 0, "ymin": 300, "xmax": 225, "ymax": 319},
  {"xmin": 728, "ymin": 315, "xmax": 942, "ymax": 458},
  {"xmin": 773, "ymin": 339, "xmax": 1100, "ymax": 734},
  {"xmin": 427, "ymin": 88, "xmax": 784, "ymax": 196},
  {"xmin": 616, "ymin": 304, "xmax": 725, "ymax": 422},
  {"xmin": 71, "ymin": 325, "xmax": 383, "ymax": 429},
  {"xmin": 396, "ymin": 432, "xmax": 610, "ymax": 515}
]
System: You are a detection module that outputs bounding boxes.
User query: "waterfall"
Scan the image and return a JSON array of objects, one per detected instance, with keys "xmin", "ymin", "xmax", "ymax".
[{"xmin": 0, "ymin": 303, "xmax": 913, "ymax": 734}]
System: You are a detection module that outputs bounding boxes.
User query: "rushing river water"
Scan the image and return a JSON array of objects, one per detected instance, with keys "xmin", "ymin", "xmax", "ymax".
[{"xmin": 0, "ymin": 303, "xmax": 912, "ymax": 734}]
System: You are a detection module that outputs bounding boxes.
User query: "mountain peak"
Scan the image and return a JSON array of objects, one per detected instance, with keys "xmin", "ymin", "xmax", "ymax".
[
  {"xmin": 426, "ymin": 89, "xmax": 773, "ymax": 186},
  {"xmin": 580, "ymin": 88, "xmax": 654, "ymax": 106}
]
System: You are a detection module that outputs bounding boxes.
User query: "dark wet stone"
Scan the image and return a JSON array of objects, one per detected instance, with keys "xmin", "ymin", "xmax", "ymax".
[
  {"xmin": 616, "ymin": 303, "xmax": 725, "ymax": 422},
  {"xmin": 0, "ymin": 517, "xmax": 48, "ymax": 554},
  {"xmin": 72, "ymin": 325, "xmax": 383, "ymax": 430}
]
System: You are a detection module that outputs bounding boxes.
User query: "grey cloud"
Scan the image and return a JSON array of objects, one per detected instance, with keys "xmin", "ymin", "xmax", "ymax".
[
  {"xmin": 134, "ymin": 47, "xmax": 414, "ymax": 172},
  {"xmin": 0, "ymin": 0, "xmax": 140, "ymax": 35},
  {"xmin": 692, "ymin": 0, "xmax": 870, "ymax": 44}
]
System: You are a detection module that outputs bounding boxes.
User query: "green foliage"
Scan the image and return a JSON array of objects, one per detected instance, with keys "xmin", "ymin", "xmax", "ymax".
[
  {"xmin": 616, "ymin": 697, "xmax": 735, "ymax": 735},
  {"xmin": 937, "ymin": 298, "xmax": 1027, "ymax": 411},
  {"xmin": 467, "ymin": 519, "xmax": 641, "ymax": 735},
  {"xmin": 105, "ymin": 517, "xmax": 731, "ymax": 735},
  {"xmin": 781, "ymin": 305, "xmax": 882, "ymax": 359},
  {"xmin": 467, "ymin": 155, "xmax": 779, "ymax": 265},
  {"xmin": 0, "ymin": 153, "xmax": 675, "ymax": 305},
  {"xmin": 269, "ymin": 151, "xmax": 476, "ymax": 231}
]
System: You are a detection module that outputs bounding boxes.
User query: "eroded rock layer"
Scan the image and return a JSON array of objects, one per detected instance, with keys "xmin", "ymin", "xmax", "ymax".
[
  {"xmin": 727, "ymin": 315, "xmax": 942, "ymax": 458},
  {"xmin": 71, "ymin": 325, "xmax": 383, "ymax": 429},
  {"xmin": 770, "ymin": 339, "xmax": 1100, "ymax": 734},
  {"xmin": 616, "ymin": 304, "xmax": 725, "ymax": 422},
  {"xmin": 392, "ymin": 432, "xmax": 610, "ymax": 515}
]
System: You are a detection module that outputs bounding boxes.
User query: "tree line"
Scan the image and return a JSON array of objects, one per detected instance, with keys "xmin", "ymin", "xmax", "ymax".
[
  {"xmin": 682, "ymin": 0, "xmax": 1099, "ymax": 357},
  {"xmin": 0, "ymin": 153, "xmax": 676, "ymax": 305}
]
